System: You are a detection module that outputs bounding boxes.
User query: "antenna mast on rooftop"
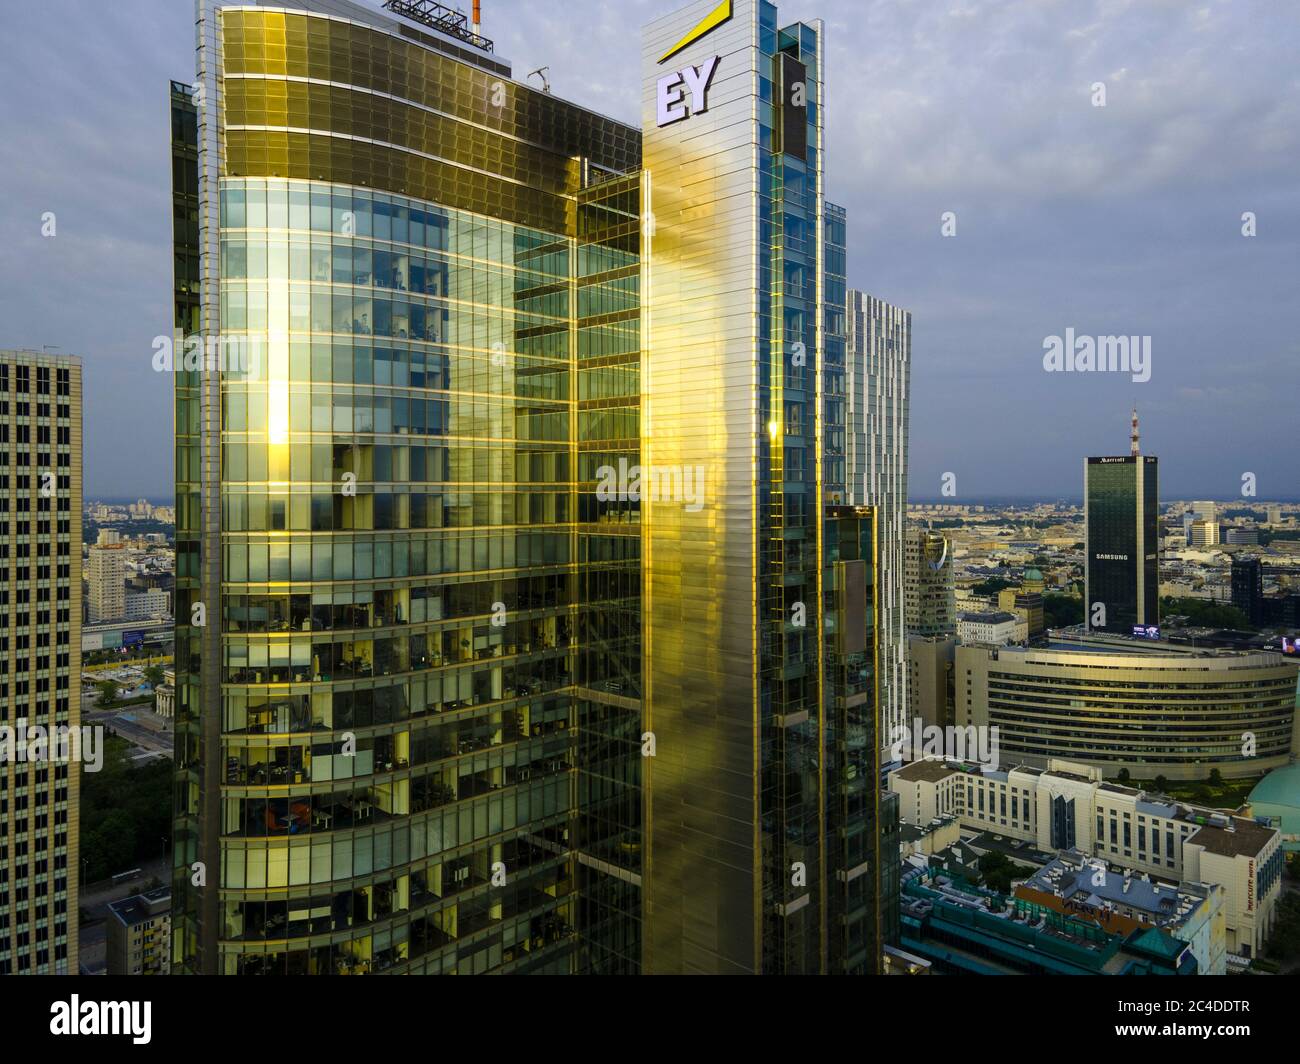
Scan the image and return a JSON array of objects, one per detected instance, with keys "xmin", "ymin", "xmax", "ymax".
[{"xmin": 382, "ymin": 0, "xmax": 495, "ymax": 53}]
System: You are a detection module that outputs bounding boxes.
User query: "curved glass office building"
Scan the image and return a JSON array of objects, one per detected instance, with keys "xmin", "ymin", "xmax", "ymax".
[
  {"xmin": 173, "ymin": 0, "xmax": 642, "ymax": 975},
  {"xmin": 172, "ymin": 0, "xmax": 884, "ymax": 976}
]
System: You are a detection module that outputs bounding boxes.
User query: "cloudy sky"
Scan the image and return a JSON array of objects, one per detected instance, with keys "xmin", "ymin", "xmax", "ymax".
[{"xmin": 0, "ymin": 0, "xmax": 1296, "ymax": 500}]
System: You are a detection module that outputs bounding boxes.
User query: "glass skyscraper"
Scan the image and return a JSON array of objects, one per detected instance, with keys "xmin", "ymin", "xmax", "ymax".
[
  {"xmin": 1085, "ymin": 436, "xmax": 1159, "ymax": 636},
  {"xmin": 640, "ymin": 0, "xmax": 880, "ymax": 974},
  {"xmin": 171, "ymin": 0, "xmax": 882, "ymax": 976}
]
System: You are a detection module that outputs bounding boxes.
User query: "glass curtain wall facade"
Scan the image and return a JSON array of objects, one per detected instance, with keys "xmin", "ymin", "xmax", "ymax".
[
  {"xmin": 171, "ymin": 0, "xmax": 882, "ymax": 977},
  {"xmin": 1084, "ymin": 455, "xmax": 1159, "ymax": 634},
  {"xmin": 822, "ymin": 204, "xmax": 847, "ymax": 504},
  {"xmin": 641, "ymin": 0, "xmax": 881, "ymax": 974},
  {"xmin": 904, "ymin": 525, "xmax": 955, "ymax": 637},
  {"xmin": 172, "ymin": 0, "xmax": 641, "ymax": 975},
  {"xmin": 822, "ymin": 507, "xmax": 882, "ymax": 972},
  {"xmin": 572, "ymin": 172, "xmax": 645, "ymax": 974}
]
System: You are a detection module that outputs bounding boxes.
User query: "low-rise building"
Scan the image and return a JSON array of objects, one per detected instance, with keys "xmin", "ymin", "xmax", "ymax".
[
  {"xmin": 888, "ymin": 757, "xmax": 1284, "ymax": 962},
  {"xmin": 899, "ymin": 815, "xmax": 961, "ymax": 858},
  {"xmin": 125, "ymin": 587, "xmax": 170, "ymax": 620},
  {"xmin": 106, "ymin": 888, "xmax": 171, "ymax": 976},
  {"xmin": 1183, "ymin": 817, "xmax": 1283, "ymax": 960},
  {"xmin": 957, "ymin": 611, "xmax": 1023, "ymax": 646},
  {"xmin": 1016, "ymin": 850, "xmax": 1226, "ymax": 975},
  {"xmin": 899, "ymin": 864, "xmax": 1200, "ymax": 975}
]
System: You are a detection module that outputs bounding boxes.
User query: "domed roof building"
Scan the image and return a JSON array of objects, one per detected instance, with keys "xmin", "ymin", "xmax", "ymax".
[{"xmin": 1249, "ymin": 762, "xmax": 1300, "ymax": 853}]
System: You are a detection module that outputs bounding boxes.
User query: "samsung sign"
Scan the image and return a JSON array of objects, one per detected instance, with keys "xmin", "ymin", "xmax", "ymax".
[{"xmin": 657, "ymin": 55, "xmax": 720, "ymax": 126}]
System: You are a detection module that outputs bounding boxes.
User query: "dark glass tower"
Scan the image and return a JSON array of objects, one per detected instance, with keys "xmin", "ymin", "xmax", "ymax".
[
  {"xmin": 1084, "ymin": 414, "xmax": 1159, "ymax": 634},
  {"xmin": 1231, "ymin": 556, "xmax": 1264, "ymax": 626}
]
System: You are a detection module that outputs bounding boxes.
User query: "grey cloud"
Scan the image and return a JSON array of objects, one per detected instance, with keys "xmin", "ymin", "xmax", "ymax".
[{"xmin": 0, "ymin": 0, "xmax": 1294, "ymax": 499}]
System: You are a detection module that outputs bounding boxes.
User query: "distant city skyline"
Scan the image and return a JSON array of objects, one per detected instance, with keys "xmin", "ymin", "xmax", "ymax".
[
  {"xmin": 83, "ymin": 491, "xmax": 1300, "ymax": 508},
  {"xmin": 1, "ymin": 0, "xmax": 1297, "ymax": 497}
]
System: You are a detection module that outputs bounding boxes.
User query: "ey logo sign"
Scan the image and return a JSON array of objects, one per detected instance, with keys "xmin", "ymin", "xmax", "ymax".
[{"xmin": 656, "ymin": 0, "xmax": 732, "ymax": 127}]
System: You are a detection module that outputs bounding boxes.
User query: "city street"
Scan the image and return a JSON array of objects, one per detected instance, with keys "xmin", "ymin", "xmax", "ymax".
[
  {"xmin": 81, "ymin": 688, "xmax": 173, "ymax": 762},
  {"xmin": 77, "ymin": 856, "xmax": 170, "ymax": 976}
]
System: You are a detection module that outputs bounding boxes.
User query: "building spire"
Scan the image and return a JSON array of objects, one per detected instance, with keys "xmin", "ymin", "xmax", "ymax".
[{"xmin": 1130, "ymin": 405, "xmax": 1140, "ymax": 456}]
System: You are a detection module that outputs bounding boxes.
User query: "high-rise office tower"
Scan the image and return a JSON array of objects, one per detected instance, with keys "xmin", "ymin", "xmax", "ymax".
[
  {"xmin": 86, "ymin": 544, "xmax": 127, "ymax": 622},
  {"xmin": 846, "ymin": 291, "xmax": 910, "ymax": 754},
  {"xmin": 642, "ymin": 0, "xmax": 881, "ymax": 975},
  {"xmin": 0, "ymin": 350, "xmax": 82, "ymax": 975},
  {"xmin": 1085, "ymin": 410, "xmax": 1159, "ymax": 634},
  {"xmin": 1232, "ymin": 556, "xmax": 1264, "ymax": 626},
  {"xmin": 823, "ymin": 204, "xmax": 848, "ymax": 505},
  {"xmin": 1184, "ymin": 500, "xmax": 1218, "ymax": 545},
  {"xmin": 904, "ymin": 525, "xmax": 955, "ymax": 636},
  {"xmin": 172, "ymin": 0, "xmax": 883, "ymax": 976},
  {"xmin": 172, "ymin": 0, "xmax": 642, "ymax": 976}
]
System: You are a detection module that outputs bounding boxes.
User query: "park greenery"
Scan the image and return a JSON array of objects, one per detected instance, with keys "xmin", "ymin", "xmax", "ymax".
[
  {"xmin": 977, "ymin": 851, "xmax": 1038, "ymax": 895},
  {"xmin": 1160, "ymin": 596, "xmax": 1254, "ymax": 631},
  {"xmin": 80, "ymin": 736, "xmax": 171, "ymax": 883},
  {"xmin": 1043, "ymin": 593, "xmax": 1083, "ymax": 628},
  {"xmin": 1265, "ymin": 892, "xmax": 1300, "ymax": 963}
]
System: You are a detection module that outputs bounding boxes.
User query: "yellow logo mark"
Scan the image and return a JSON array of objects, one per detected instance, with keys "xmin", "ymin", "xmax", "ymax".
[{"xmin": 658, "ymin": 0, "xmax": 733, "ymax": 64}]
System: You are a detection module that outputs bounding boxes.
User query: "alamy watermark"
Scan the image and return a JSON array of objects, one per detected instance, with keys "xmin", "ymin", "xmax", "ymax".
[
  {"xmin": 152, "ymin": 333, "xmax": 262, "ymax": 376},
  {"xmin": 50, "ymin": 996, "xmax": 151, "ymax": 1044},
  {"xmin": 889, "ymin": 717, "xmax": 1000, "ymax": 771},
  {"xmin": 1, "ymin": 721, "xmax": 105, "ymax": 772},
  {"xmin": 596, "ymin": 457, "xmax": 707, "ymax": 512},
  {"xmin": 1042, "ymin": 329, "xmax": 1151, "ymax": 383}
]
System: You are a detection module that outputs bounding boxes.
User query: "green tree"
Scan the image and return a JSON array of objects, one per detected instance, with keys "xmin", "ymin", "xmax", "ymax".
[
  {"xmin": 1154, "ymin": 775, "xmax": 1169, "ymax": 793},
  {"xmin": 1208, "ymin": 768, "xmax": 1224, "ymax": 788},
  {"xmin": 80, "ymin": 736, "xmax": 171, "ymax": 881},
  {"xmin": 96, "ymin": 680, "xmax": 118, "ymax": 706},
  {"xmin": 977, "ymin": 852, "xmax": 1036, "ymax": 894},
  {"xmin": 82, "ymin": 809, "xmax": 137, "ymax": 882},
  {"xmin": 145, "ymin": 664, "xmax": 165, "ymax": 688},
  {"xmin": 1043, "ymin": 594, "xmax": 1084, "ymax": 628},
  {"xmin": 1266, "ymin": 895, "xmax": 1300, "ymax": 960},
  {"xmin": 1117, "ymin": 767, "xmax": 1131, "ymax": 783},
  {"xmin": 1160, "ymin": 596, "xmax": 1255, "ymax": 632}
]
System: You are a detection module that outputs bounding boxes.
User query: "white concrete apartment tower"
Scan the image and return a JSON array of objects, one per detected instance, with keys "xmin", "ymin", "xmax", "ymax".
[
  {"xmin": 847, "ymin": 292, "xmax": 911, "ymax": 752},
  {"xmin": 86, "ymin": 543, "xmax": 127, "ymax": 622}
]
